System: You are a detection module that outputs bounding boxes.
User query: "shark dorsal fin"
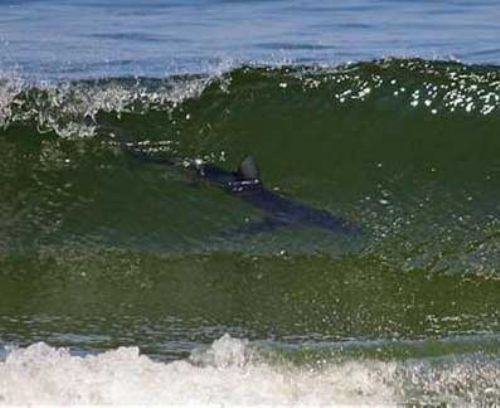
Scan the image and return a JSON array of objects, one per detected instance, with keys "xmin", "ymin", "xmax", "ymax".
[{"xmin": 238, "ymin": 154, "xmax": 260, "ymax": 180}]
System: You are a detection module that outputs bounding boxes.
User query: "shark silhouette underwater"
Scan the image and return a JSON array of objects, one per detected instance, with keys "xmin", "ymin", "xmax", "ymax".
[{"xmin": 125, "ymin": 147, "xmax": 360, "ymax": 237}]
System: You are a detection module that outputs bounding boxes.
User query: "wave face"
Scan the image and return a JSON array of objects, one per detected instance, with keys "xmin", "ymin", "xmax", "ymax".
[{"xmin": 0, "ymin": 59, "xmax": 499, "ymax": 405}]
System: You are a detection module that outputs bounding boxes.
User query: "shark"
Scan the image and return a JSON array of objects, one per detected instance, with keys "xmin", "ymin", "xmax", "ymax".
[{"xmin": 125, "ymin": 147, "xmax": 360, "ymax": 237}]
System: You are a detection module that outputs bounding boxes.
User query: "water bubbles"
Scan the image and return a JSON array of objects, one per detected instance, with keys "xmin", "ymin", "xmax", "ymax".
[
  {"xmin": 361, "ymin": 87, "xmax": 371, "ymax": 96},
  {"xmin": 481, "ymin": 105, "xmax": 494, "ymax": 115}
]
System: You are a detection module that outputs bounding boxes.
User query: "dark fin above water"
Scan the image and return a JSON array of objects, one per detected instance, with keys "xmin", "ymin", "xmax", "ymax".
[{"xmin": 238, "ymin": 155, "xmax": 260, "ymax": 180}]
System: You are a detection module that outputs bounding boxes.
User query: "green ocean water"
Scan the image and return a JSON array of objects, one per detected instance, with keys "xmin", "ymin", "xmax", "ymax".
[{"xmin": 0, "ymin": 59, "xmax": 499, "ymax": 404}]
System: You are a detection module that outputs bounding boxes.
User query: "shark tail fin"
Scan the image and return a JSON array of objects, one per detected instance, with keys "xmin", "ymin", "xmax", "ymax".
[{"xmin": 238, "ymin": 154, "xmax": 260, "ymax": 180}]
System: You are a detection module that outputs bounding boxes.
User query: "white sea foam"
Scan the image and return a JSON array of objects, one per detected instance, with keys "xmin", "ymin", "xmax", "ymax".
[
  {"xmin": 0, "ymin": 334, "xmax": 498, "ymax": 406},
  {"xmin": 0, "ymin": 69, "xmax": 225, "ymax": 139},
  {"xmin": 0, "ymin": 75, "xmax": 24, "ymax": 127},
  {"xmin": 0, "ymin": 334, "xmax": 396, "ymax": 406}
]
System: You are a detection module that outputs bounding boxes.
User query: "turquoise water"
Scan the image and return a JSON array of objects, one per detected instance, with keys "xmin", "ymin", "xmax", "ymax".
[{"xmin": 0, "ymin": 1, "xmax": 499, "ymax": 405}]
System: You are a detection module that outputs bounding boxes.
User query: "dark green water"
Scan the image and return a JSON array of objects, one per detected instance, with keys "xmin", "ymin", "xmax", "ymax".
[{"xmin": 0, "ymin": 59, "xmax": 499, "ymax": 404}]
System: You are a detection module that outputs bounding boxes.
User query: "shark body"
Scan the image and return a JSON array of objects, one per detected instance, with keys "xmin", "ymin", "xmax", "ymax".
[
  {"xmin": 198, "ymin": 157, "xmax": 358, "ymax": 235},
  {"xmin": 128, "ymin": 149, "xmax": 359, "ymax": 236}
]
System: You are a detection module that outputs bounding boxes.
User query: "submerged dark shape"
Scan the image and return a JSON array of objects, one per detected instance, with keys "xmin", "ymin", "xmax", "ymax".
[{"xmin": 129, "ymin": 148, "xmax": 359, "ymax": 236}]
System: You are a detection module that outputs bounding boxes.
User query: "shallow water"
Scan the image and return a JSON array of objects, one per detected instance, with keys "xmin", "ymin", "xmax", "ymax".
[{"xmin": 0, "ymin": 1, "xmax": 499, "ymax": 406}]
